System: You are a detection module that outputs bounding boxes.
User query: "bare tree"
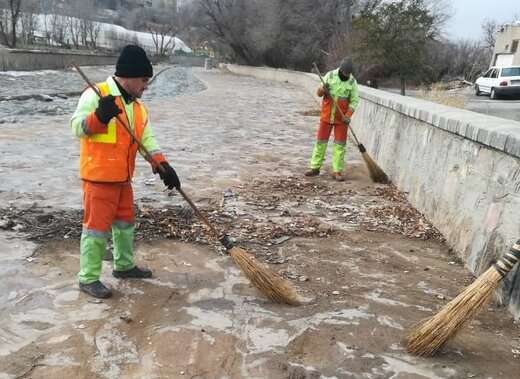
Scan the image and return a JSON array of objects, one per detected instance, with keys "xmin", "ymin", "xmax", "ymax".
[
  {"xmin": 17, "ymin": 0, "xmax": 39, "ymax": 46},
  {"xmin": 50, "ymin": 13, "xmax": 67, "ymax": 46},
  {"xmin": 148, "ymin": 21, "xmax": 178, "ymax": 56},
  {"xmin": 196, "ymin": 0, "xmax": 261, "ymax": 64},
  {"xmin": 20, "ymin": 11, "xmax": 38, "ymax": 45},
  {"xmin": 67, "ymin": 16, "xmax": 81, "ymax": 48},
  {"xmin": 426, "ymin": 38, "xmax": 492, "ymax": 82},
  {"xmin": 145, "ymin": 5, "xmax": 181, "ymax": 57},
  {"xmin": 481, "ymin": 19, "xmax": 498, "ymax": 49},
  {"xmin": 425, "ymin": 0, "xmax": 451, "ymax": 36},
  {"xmin": 189, "ymin": 0, "xmax": 358, "ymax": 70},
  {"xmin": 86, "ymin": 19, "xmax": 101, "ymax": 48},
  {"xmin": 0, "ymin": 0, "xmax": 22, "ymax": 47}
]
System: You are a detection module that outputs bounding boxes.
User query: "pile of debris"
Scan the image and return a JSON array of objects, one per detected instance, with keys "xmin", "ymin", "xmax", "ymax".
[
  {"xmin": 0, "ymin": 205, "xmax": 208, "ymax": 244},
  {"xmin": 0, "ymin": 206, "xmax": 82, "ymax": 242},
  {"xmin": 236, "ymin": 176, "xmax": 442, "ymax": 241},
  {"xmin": 364, "ymin": 205, "xmax": 442, "ymax": 240},
  {"xmin": 0, "ymin": 176, "xmax": 442, "ymax": 253}
]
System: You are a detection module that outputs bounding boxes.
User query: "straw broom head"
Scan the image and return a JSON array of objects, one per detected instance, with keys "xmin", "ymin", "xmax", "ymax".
[
  {"xmin": 358, "ymin": 145, "xmax": 389, "ymax": 184},
  {"xmin": 362, "ymin": 152, "xmax": 389, "ymax": 184},
  {"xmin": 405, "ymin": 240, "xmax": 520, "ymax": 356},
  {"xmin": 229, "ymin": 246, "xmax": 301, "ymax": 305}
]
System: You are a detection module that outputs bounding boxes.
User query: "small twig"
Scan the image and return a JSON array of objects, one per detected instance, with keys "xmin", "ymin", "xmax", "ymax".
[
  {"xmin": 190, "ymin": 370, "xmax": 209, "ymax": 379},
  {"xmin": 28, "ymin": 228, "xmax": 64, "ymax": 240}
]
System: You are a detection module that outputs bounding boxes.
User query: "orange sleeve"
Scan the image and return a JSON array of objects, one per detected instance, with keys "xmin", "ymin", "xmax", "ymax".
[
  {"xmin": 150, "ymin": 153, "xmax": 167, "ymax": 173},
  {"xmin": 85, "ymin": 112, "xmax": 107, "ymax": 135}
]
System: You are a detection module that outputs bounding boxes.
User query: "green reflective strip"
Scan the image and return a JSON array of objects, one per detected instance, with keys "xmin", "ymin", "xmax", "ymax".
[
  {"xmin": 113, "ymin": 220, "xmax": 134, "ymax": 229},
  {"xmin": 82, "ymin": 227, "xmax": 111, "ymax": 239}
]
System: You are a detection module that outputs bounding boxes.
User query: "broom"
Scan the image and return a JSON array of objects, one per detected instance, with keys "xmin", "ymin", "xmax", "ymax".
[
  {"xmin": 406, "ymin": 239, "xmax": 520, "ymax": 356},
  {"xmin": 312, "ymin": 63, "xmax": 388, "ymax": 184},
  {"xmin": 72, "ymin": 64, "xmax": 300, "ymax": 306}
]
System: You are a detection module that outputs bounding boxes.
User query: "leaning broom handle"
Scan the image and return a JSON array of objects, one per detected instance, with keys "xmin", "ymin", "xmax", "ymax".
[
  {"xmin": 312, "ymin": 63, "xmax": 363, "ymax": 147},
  {"xmin": 494, "ymin": 240, "xmax": 520, "ymax": 277},
  {"xmin": 72, "ymin": 63, "xmax": 221, "ymax": 240}
]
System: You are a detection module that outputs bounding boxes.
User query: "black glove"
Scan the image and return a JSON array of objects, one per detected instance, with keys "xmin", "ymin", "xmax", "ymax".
[
  {"xmin": 95, "ymin": 95, "xmax": 122, "ymax": 124},
  {"xmin": 158, "ymin": 162, "xmax": 181, "ymax": 190}
]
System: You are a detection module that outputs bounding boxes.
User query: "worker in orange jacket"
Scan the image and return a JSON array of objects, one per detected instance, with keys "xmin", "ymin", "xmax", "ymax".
[
  {"xmin": 305, "ymin": 58, "xmax": 359, "ymax": 181},
  {"xmin": 70, "ymin": 45, "xmax": 180, "ymax": 298}
]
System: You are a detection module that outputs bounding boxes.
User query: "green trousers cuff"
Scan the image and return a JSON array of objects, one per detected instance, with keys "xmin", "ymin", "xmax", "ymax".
[
  {"xmin": 78, "ymin": 233, "xmax": 107, "ymax": 284},
  {"xmin": 112, "ymin": 222, "xmax": 135, "ymax": 272},
  {"xmin": 332, "ymin": 143, "xmax": 346, "ymax": 172},
  {"xmin": 310, "ymin": 142, "xmax": 328, "ymax": 170}
]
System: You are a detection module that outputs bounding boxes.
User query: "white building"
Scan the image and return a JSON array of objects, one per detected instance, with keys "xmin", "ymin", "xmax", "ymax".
[{"xmin": 492, "ymin": 22, "xmax": 520, "ymax": 67}]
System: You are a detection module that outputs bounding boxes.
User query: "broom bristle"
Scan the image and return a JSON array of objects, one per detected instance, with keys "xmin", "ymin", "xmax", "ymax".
[
  {"xmin": 405, "ymin": 266, "xmax": 502, "ymax": 356},
  {"xmin": 229, "ymin": 246, "xmax": 300, "ymax": 305},
  {"xmin": 361, "ymin": 152, "xmax": 389, "ymax": 184}
]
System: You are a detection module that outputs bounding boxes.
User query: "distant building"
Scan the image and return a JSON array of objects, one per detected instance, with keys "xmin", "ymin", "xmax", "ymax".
[
  {"xmin": 95, "ymin": 0, "xmax": 122, "ymax": 9},
  {"xmin": 492, "ymin": 23, "xmax": 520, "ymax": 66},
  {"xmin": 150, "ymin": 0, "xmax": 177, "ymax": 8},
  {"xmin": 127, "ymin": 0, "xmax": 176, "ymax": 9},
  {"xmin": 95, "ymin": 0, "xmax": 177, "ymax": 10}
]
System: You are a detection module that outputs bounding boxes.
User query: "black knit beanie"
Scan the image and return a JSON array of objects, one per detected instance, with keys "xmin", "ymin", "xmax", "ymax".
[
  {"xmin": 115, "ymin": 45, "xmax": 153, "ymax": 78},
  {"xmin": 339, "ymin": 57, "xmax": 354, "ymax": 75}
]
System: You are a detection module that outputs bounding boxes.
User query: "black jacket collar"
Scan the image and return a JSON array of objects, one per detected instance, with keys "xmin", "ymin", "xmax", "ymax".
[{"xmin": 113, "ymin": 77, "xmax": 135, "ymax": 104}]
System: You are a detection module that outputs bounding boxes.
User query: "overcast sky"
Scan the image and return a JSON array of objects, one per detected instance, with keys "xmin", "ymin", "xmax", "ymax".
[{"xmin": 445, "ymin": 0, "xmax": 519, "ymax": 41}]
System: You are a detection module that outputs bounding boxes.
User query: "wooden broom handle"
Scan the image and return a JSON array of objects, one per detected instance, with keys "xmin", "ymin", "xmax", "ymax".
[
  {"xmin": 494, "ymin": 240, "xmax": 520, "ymax": 277},
  {"xmin": 72, "ymin": 63, "xmax": 222, "ymax": 239}
]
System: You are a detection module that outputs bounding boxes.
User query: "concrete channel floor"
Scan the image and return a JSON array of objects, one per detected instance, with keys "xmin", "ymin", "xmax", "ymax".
[{"xmin": 0, "ymin": 67, "xmax": 520, "ymax": 378}]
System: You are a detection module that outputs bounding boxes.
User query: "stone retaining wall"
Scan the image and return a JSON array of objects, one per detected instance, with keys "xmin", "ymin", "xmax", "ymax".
[{"xmin": 0, "ymin": 48, "xmax": 117, "ymax": 71}]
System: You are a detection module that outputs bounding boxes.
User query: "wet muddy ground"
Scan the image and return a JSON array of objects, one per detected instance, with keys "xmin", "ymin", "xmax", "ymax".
[{"xmin": 1, "ymin": 67, "xmax": 520, "ymax": 379}]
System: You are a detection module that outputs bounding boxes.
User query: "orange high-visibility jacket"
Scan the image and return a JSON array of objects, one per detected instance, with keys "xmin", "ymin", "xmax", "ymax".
[{"xmin": 79, "ymin": 81, "xmax": 147, "ymax": 182}]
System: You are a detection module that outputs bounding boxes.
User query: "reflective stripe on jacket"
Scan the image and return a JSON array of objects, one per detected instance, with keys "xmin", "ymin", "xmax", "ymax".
[
  {"xmin": 71, "ymin": 77, "xmax": 153, "ymax": 182},
  {"xmin": 320, "ymin": 69, "xmax": 360, "ymax": 124}
]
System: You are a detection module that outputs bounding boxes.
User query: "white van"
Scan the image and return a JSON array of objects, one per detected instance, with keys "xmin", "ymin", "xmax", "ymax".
[{"xmin": 475, "ymin": 66, "xmax": 520, "ymax": 99}]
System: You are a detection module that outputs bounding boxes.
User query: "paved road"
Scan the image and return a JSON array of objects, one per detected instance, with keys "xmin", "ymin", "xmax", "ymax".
[
  {"xmin": 465, "ymin": 94, "xmax": 520, "ymax": 122},
  {"xmin": 383, "ymin": 87, "xmax": 520, "ymax": 122}
]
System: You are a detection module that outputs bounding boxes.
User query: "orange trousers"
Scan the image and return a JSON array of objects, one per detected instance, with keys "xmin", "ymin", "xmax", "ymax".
[
  {"xmin": 316, "ymin": 120, "xmax": 348, "ymax": 143},
  {"xmin": 82, "ymin": 181, "xmax": 134, "ymax": 233}
]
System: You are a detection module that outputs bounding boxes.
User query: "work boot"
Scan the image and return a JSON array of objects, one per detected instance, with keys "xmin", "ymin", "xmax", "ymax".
[
  {"xmin": 304, "ymin": 168, "xmax": 320, "ymax": 177},
  {"xmin": 332, "ymin": 172, "xmax": 345, "ymax": 182},
  {"xmin": 113, "ymin": 266, "xmax": 152, "ymax": 279},
  {"xmin": 79, "ymin": 280, "xmax": 112, "ymax": 299}
]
